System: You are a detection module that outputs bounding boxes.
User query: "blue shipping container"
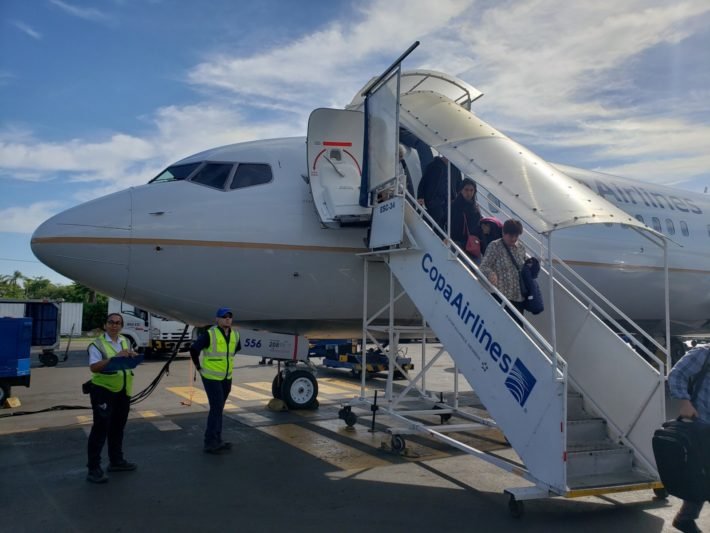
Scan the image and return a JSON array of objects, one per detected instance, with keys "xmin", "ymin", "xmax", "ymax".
[
  {"xmin": 0, "ymin": 317, "xmax": 32, "ymax": 380},
  {"xmin": 25, "ymin": 303, "xmax": 59, "ymax": 347}
]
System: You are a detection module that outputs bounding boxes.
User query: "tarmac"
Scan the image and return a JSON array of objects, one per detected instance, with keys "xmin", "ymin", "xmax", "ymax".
[{"xmin": 0, "ymin": 339, "xmax": 706, "ymax": 533}]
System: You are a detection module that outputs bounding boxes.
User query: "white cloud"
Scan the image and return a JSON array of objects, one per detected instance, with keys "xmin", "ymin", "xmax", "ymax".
[
  {"xmin": 1, "ymin": 0, "xmax": 709, "ymax": 218},
  {"xmin": 0, "ymin": 201, "xmax": 64, "ymax": 233},
  {"xmin": 188, "ymin": 0, "xmax": 473, "ymax": 108},
  {"xmin": 49, "ymin": 0, "xmax": 110, "ymax": 22},
  {"xmin": 11, "ymin": 20, "xmax": 42, "ymax": 40}
]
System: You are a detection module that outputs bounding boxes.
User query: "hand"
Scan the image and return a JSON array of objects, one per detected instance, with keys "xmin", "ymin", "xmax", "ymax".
[
  {"xmin": 488, "ymin": 272, "xmax": 498, "ymax": 286},
  {"xmin": 417, "ymin": 198, "xmax": 425, "ymax": 207},
  {"xmin": 678, "ymin": 399, "xmax": 698, "ymax": 420},
  {"xmin": 118, "ymin": 349, "xmax": 138, "ymax": 358}
]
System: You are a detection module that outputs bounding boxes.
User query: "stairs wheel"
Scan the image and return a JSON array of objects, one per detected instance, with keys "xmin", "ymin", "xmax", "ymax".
[
  {"xmin": 39, "ymin": 351, "xmax": 59, "ymax": 367},
  {"xmin": 391, "ymin": 434, "xmax": 406, "ymax": 453},
  {"xmin": 508, "ymin": 496, "xmax": 524, "ymax": 519},
  {"xmin": 653, "ymin": 487, "xmax": 669, "ymax": 500},
  {"xmin": 433, "ymin": 404, "xmax": 452, "ymax": 424},
  {"xmin": 343, "ymin": 411, "xmax": 357, "ymax": 427}
]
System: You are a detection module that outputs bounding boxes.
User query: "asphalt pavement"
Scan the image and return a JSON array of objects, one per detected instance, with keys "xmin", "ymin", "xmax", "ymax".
[{"xmin": 0, "ymin": 341, "xmax": 705, "ymax": 533}]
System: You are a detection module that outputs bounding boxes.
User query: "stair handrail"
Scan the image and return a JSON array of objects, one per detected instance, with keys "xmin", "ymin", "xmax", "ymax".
[
  {"xmin": 474, "ymin": 182, "xmax": 668, "ymax": 371},
  {"xmin": 399, "ymin": 189, "xmax": 563, "ymax": 373}
]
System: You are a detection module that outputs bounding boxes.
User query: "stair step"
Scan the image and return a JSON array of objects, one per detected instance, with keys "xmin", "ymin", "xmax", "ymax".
[
  {"xmin": 567, "ymin": 446, "xmax": 633, "ymax": 478},
  {"xmin": 567, "ymin": 418, "xmax": 608, "ymax": 442},
  {"xmin": 567, "ymin": 469, "xmax": 658, "ymax": 491},
  {"xmin": 567, "ymin": 440, "xmax": 622, "ymax": 453},
  {"xmin": 567, "ymin": 391, "xmax": 586, "ymax": 419}
]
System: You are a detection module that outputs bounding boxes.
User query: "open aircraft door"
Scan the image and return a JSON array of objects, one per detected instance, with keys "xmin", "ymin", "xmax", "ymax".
[{"xmin": 307, "ymin": 109, "xmax": 371, "ymax": 227}]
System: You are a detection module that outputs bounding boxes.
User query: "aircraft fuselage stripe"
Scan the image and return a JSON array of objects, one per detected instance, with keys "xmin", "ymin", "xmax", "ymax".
[
  {"xmin": 32, "ymin": 236, "xmax": 368, "ymax": 254},
  {"xmin": 31, "ymin": 236, "xmax": 707, "ymax": 274}
]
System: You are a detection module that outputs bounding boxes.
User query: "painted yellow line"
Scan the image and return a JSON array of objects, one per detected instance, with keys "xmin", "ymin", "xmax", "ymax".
[
  {"xmin": 76, "ymin": 415, "xmax": 92, "ymax": 425},
  {"xmin": 230, "ymin": 384, "xmax": 271, "ymax": 401},
  {"xmin": 168, "ymin": 386, "xmax": 208, "ymax": 404},
  {"xmin": 319, "ymin": 377, "xmax": 368, "ymax": 392},
  {"xmin": 315, "ymin": 382, "xmax": 354, "ymax": 395},
  {"xmin": 248, "ymin": 378, "xmax": 356, "ymax": 397},
  {"xmin": 258, "ymin": 423, "xmax": 390, "ymax": 471},
  {"xmin": 151, "ymin": 420, "xmax": 182, "ymax": 432},
  {"xmin": 168, "ymin": 385, "xmax": 239, "ymax": 410},
  {"xmin": 565, "ymin": 481, "xmax": 663, "ymax": 499},
  {"xmin": 138, "ymin": 410, "xmax": 161, "ymax": 418}
]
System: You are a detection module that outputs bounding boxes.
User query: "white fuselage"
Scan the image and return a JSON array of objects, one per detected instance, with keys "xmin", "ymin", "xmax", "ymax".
[{"xmin": 31, "ymin": 137, "xmax": 710, "ymax": 337}]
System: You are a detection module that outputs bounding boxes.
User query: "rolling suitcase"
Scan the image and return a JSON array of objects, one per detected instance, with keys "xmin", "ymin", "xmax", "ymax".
[{"xmin": 652, "ymin": 418, "xmax": 710, "ymax": 501}]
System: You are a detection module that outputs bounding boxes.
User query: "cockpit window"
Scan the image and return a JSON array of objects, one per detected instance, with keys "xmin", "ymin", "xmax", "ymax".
[
  {"xmin": 189, "ymin": 163, "xmax": 234, "ymax": 190},
  {"xmin": 230, "ymin": 163, "xmax": 273, "ymax": 190},
  {"xmin": 149, "ymin": 162, "xmax": 201, "ymax": 183}
]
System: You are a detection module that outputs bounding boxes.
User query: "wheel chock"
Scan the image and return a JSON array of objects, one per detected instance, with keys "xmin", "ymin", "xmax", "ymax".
[
  {"xmin": 3, "ymin": 397, "xmax": 21, "ymax": 409},
  {"xmin": 267, "ymin": 398, "xmax": 288, "ymax": 412}
]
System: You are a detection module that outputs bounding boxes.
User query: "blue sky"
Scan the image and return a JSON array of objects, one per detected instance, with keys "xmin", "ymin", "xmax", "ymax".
[{"xmin": 1, "ymin": 0, "xmax": 709, "ymax": 284}]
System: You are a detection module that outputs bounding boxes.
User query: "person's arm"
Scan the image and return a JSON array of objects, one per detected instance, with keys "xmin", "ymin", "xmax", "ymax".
[
  {"xmin": 189, "ymin": 332, "xmax": 210, "ymax": 369},
  {"xmin": 88, "ymin": 343, "xmax": 111, "ymax": 373}
]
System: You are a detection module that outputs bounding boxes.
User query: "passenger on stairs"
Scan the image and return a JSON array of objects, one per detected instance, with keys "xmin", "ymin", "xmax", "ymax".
[
  {"xmin": 479, "ymin": 216, "xmax": 503, "ymax": 256},
  {"xmin": 416, "ymin": 155, "xmax": 461, "ymax": 231},
  {"xmin": 479, "ymin": 219, "xmax": 527, "ymax": 326},
  {"xmin": 398, "ymin": 144, "xmax": 415, "ymax": 197},
  {"xmin": 668, "ymin": 343, "xmax": 710, "ymax": 533},
  {"xmin": 450, "ymin": 178, "xmax": 482, "ymax": 261}
]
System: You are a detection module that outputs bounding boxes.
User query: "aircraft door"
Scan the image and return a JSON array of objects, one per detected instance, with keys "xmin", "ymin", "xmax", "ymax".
[{"xmin": 307, "ymin": 108, "xmax": 371, "ymax": 227}]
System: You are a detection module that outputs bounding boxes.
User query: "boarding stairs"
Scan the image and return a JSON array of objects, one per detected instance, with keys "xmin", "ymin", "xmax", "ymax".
[
  {"xmin": 307, "ymin": 65, "xmax": 667, "ymax": 502},
  {"xmin": 375, "ymin": 197, "xmax": 664, "ymax": 499}
]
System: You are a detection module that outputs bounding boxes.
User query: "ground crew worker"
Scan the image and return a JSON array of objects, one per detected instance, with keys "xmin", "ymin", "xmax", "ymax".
[
  {"xmin": 190, "ymin": 307, "xmax": 241, "ymax": 454},
  {"xmin": 86, "ymin": 313, "xmax": 141, "ymax": 484}
]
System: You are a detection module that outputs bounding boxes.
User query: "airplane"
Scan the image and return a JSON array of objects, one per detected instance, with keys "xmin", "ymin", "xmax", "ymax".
[{"xmin": 30, "ymin": 70, "xmax": 710, "ymax": 366}]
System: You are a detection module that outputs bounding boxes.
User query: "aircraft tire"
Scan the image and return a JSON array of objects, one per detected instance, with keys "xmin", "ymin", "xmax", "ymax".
[{"xmin": 281, "ymin": 370, "xmax": 318, "ymax": 410}]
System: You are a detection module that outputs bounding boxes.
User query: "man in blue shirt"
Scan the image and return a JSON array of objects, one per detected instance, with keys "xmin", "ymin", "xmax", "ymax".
[{"xmin": 668, "ymin": 343, "xmax": 710, "ymax": 533}]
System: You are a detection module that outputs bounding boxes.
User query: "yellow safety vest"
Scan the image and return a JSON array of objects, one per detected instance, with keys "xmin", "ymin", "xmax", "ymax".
[
  {"xmin": 90, "ymin": 335, "xmax": 134, "ymax": 395},
  {"xmin": 200, "ymin": 326, "xmax": 239, "ymax": 381}
]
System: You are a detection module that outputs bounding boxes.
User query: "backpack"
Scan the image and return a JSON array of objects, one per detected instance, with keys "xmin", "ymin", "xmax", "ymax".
[{"xmin": 504, "ymin": 246, "xmax": 544, "ymax": 315}]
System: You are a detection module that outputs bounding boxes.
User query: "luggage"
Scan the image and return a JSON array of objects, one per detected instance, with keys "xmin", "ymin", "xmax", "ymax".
[{"xmin": 652, "ymin": 418, "xmax": 710, "ymax": 501}]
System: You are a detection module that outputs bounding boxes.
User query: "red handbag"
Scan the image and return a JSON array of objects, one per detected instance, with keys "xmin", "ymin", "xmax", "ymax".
[{"xmin": 463, "ymin": 215, "xmax": 481, "ymax": 258}]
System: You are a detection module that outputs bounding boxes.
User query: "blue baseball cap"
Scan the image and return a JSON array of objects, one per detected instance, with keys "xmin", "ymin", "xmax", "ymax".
[{"xmin": 216, "ymin": 307, "xmax": 233, "ymax": 318}]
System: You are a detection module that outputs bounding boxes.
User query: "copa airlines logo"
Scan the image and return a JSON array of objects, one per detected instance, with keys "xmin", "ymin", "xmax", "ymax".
[
  {"xmin": 505, "ymin": 358, "xmax": 537, "ymax": 407},
  {"xmin": 421, "ymin": 253, "xmax": 537, "ymax": 408}
]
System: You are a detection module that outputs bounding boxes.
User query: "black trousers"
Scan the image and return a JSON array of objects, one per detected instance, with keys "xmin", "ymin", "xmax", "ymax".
[{"xmin": 87, "ymin": 384, "xmax": 130, "ymax": 470}]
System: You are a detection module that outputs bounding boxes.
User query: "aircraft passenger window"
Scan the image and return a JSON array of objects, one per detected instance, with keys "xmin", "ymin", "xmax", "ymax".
[
  {"xmin": 651, "ymin": 217, "xmax": 662, "ymax": 232},
  {"xmin": 230, "ymin": 163, "xmax": 273, "ymax": 190},
  {"xmin": 635, "ymin": 215, "xmax": 644, "ymax": 224},
  {"xmin": 149, "ymin": 162, "xmax": 201, "ymax": 183},
  {"xmin": 665, "ymin": 218, "xmax": 675, "ymax": 235},
  {"xmin": 680, "ymin": 221, "xmax": 689, "ymax": 236},
  {"xmin": 190, "ymin": 163, "xmax": 233, "ymax": 190}
]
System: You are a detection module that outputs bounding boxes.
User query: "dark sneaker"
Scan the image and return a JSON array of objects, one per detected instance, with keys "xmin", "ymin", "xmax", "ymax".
[
  {"xmin": 86, "ymin": 468, "xmax": 108, "ymax": 484},
  {"xmin": 673, "ymin": 518, "xmax": 702, "ymax": 533},
  {"xmin": 204, "ymin": 445, "xmax": 223, "ymax": 454},
  {"xmin": 217, "ymin": 441, "xmax": 232, "ymax": 451},
  {"xmin": 107, "ymin": 460, "xmax": 137, "ymax": 472}
]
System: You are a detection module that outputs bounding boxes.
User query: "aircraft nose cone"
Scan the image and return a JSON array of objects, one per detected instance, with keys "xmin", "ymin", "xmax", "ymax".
[{"xmin": 31, "ymin": 189, "xmax": 132, "ymax": 296}]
